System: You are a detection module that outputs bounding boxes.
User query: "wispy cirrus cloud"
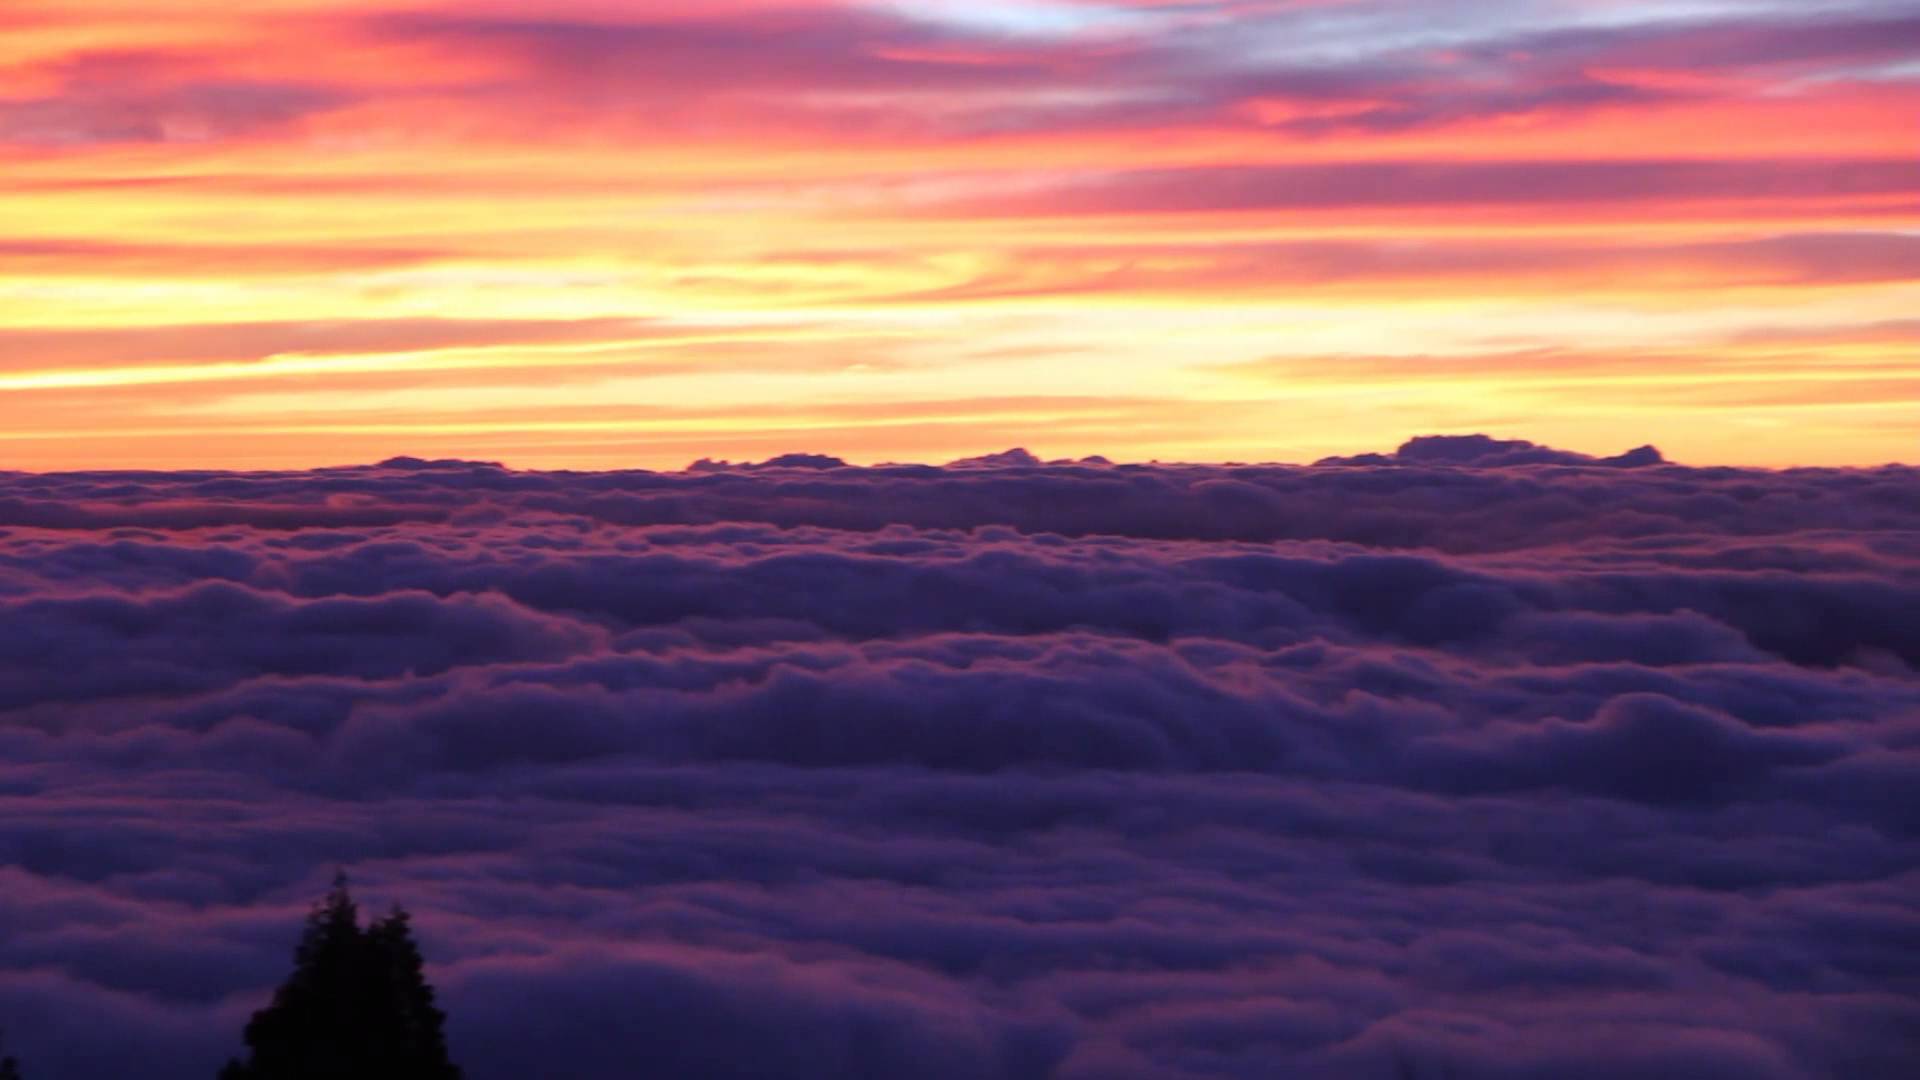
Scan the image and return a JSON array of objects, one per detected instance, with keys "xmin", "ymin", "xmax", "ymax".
[{"xmin": 0, "ymin": 0, "xmax": 1913, "ymax": 468}]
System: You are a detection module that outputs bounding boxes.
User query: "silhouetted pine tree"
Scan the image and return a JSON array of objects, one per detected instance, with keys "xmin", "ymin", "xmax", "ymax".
[
  {"xmin": 220, "ymin": 874, "xmax": 461, "ymax": 1080},
  {"xmin": 365, "ymin": 907, "xmax": 459, "ymax": 1079}
]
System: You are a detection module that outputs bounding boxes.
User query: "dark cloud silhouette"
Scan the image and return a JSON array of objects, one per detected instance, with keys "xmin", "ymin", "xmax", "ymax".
[
  {"xmin": 1322, "ymin": 434, "xmax": 1667, "ymax": 468},
  {"xmin": 1, "ymin": 437, "xmax": 1916, "ymax": 1078}
]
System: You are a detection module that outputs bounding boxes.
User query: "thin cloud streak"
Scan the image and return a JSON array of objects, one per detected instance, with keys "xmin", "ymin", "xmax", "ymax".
[{"xmin": 0, "ymin": 0, "xmax": 1913, "ymax": 466}]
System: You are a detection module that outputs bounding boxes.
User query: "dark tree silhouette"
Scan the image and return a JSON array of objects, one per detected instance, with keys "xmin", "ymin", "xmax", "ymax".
[
  {"xmin": 221, "ymin": 874, "xmax": 461, "ymax": 1080},
  {"xmin": 0, "ymin": 1027, "xmax": 22, "ymax": 1080}
]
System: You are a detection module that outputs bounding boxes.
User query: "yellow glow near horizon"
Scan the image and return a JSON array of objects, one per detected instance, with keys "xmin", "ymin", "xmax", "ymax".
[{"xmin": 1, "ymin": 1, "xmax": 1915, "ymax": 471}]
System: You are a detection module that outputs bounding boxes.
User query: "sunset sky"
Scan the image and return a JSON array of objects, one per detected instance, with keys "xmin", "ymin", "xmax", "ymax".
[{"xmin": 2, "ymin": 0, "xmax": 1915, "ymax": 470}]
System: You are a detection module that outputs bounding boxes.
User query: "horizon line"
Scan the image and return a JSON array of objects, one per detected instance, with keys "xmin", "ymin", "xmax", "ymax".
[{"xmin": 6, "ymin": 434, "xmax": 1918, "ymax": 477}]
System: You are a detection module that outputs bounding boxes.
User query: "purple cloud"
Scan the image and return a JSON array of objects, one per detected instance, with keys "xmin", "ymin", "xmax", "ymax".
[{"xmin": 0, "ymin": 437, "xmax": 1916, "ymax": 1078}]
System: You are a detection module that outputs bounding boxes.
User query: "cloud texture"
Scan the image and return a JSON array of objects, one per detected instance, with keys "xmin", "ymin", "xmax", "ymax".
[
  {"xmin": 4, "ymin": 0, "xmax": 1917, "ymax": 470},
  {"xmin": 1, "ymin": 438, "xmax": 1917, "ymax": 1077}
]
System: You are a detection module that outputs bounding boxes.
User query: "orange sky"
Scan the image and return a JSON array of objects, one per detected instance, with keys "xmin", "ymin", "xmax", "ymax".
[{"xmin": 2, "ymin": 0, "xmax": 1916, "ymax": 469}]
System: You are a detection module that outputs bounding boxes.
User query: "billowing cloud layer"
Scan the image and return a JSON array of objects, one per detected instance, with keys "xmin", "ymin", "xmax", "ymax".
[
  {"xmin": 4, "ymin": 0, "xmax": 1917, "ymax": 469},
  {"xmin": 2, "ymin": 438, "xmax": 1917, "ymax": 1078}
]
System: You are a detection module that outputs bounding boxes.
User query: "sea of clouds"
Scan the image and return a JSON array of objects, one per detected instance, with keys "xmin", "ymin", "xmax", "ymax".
[{"xmin": 0, "ymin": 435, "xmax": 1915, "ymax": 1078}]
